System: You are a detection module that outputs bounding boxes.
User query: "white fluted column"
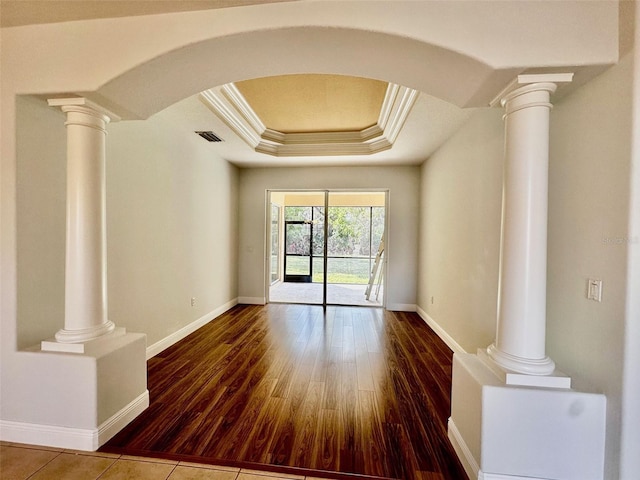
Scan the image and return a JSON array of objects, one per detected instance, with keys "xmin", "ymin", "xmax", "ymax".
[
  {"xmin": 487, "ymin": 82, "xmax": 557, "ymax": 375},
  {"xmin": 48, "ymin": 98, "xmax": 116, "ymax": 344}
]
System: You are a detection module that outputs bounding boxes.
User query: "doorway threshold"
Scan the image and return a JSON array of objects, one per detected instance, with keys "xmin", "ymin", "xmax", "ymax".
[{"xmin": 269, "ymin": 281, "xmax": 383, "ymax": 307}]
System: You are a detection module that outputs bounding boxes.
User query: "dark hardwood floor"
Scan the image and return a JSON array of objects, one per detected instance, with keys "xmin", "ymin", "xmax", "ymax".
[{"xmin": 102, "ymin": 304, "xmax": 468, "ymax": 480}]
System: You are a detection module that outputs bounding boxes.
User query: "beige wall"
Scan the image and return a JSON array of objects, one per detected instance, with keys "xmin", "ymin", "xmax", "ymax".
[
  {"xmin": 547, "ymin": 52, "xmax": 633, "ymax": 479},
  {"xmin": 418, "ymin": 53, "xmax": 634, "ymax": 479},
  {"xmin": 621, "ymin": 9, "xmax": 640, "ymax": 475},
  {"xmin": 238, "ymin": 166, "xmax": 419, "ymax": 309},
  {"xmin": 107, "ymin": 108, "xmax": 239, "ymax": 347},
  {"xmin": 14, "ymin": 96, "xmax": 239, "ymax": 350},
  {"xmin": 417, "ymin": 108, "xmax": 504, "ymax": 352},
  {"xmin": 15, "ymin": 96, "xmax": 68, "ymax": 349}
]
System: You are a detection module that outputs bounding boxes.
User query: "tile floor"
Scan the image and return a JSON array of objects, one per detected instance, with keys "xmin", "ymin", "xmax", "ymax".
[{"xmin": 0, "ymin": 442, "xmax": 333, "ymax": 480}]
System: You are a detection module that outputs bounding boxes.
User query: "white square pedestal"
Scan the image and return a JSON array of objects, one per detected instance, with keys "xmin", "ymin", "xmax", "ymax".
[
  {"xmin": 2, "ymin": 330, "xmax": 148, "ymax": 451},
  {"xmin": 449, "ymin": 353, "xmax": 606, "ymax": 480}
]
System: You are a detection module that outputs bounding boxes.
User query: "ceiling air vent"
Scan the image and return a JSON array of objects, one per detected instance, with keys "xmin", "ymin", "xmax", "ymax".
[{"xmin": 195, "ymin": 131, "xmax": 223, "ymax": 142}]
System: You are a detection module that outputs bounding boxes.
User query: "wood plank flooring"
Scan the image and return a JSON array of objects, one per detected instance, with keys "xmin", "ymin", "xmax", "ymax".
[{"xmin": 102, "ymin": 304, "xmax": 468, "ymax": 480}]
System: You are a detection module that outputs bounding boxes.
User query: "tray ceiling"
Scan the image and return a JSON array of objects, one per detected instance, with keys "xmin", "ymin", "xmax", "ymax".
[{"xmin": 235, "ymin": 75, "xmax": 387, "ymax": 134}]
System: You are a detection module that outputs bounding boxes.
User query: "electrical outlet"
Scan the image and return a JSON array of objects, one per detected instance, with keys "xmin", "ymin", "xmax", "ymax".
[{"xmin": 191, "ymin": 297, "xmax": 196, "ymax": 307}]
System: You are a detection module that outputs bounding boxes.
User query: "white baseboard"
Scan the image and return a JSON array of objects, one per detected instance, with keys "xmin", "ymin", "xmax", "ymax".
[
  {"xmin": 146, "ymin": 298, "xmax": 238, "ymax": 359},
  {"xmin": 478, "ymin": 471, "xmax": 547, "ymax": 480},
  {"xmin": 238, "ymin": 296, "xmax": 266, "ymax": 305},
  {"xmin": 416, "ymin": 306, "xmax": 467, "ymax": 355},
  {"xmin": 0, "ymin": 420, "xmax": 95, "ymax": 451},
  {"xmin": 97, "ymin": 390, "xmax": 149, "ymax": 447},
  {"xmin": 0, "ymin": 390, "xmax": 149, "ymax": 451},
  {"xmin": 386, "ymin": 303, "xmax": 417, "ymax": 312},
  {"xmin": 448, "ymin": 418, "xmax": 479, "ymax": 480}
]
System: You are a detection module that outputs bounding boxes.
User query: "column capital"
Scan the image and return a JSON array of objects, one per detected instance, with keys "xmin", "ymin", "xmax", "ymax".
[
  {"xmin": 47, "ymin": 97, "xmax": 120, "ymax": 123},
  {"xmin": 490, "ymin": 73, "xmax": 573, "ymax": 108},
  {"xmin": 501, "ymin": 82, "xmax": 557, "ymax": 118}
]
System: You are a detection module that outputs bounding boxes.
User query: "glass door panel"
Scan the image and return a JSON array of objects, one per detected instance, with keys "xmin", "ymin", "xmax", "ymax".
[
  {"xmin": 270, "ymin": 204, "xmax": 280, "ymax": 284},
  {"xmin": 284, "ymin": 221, "xmax": 312, "ymax": 282},
  {"xmin": 326, "ymin": 192, "xmax": 386, "ymax": 306},
  {"xmin": 311, "ymin": 206, "xmax": 325, "ymax": 283}
]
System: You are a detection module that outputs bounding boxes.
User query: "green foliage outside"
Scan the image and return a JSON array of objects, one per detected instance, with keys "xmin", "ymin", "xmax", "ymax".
[
  {"xmin": 285, "ymin": 206, "xmax": 384, "ymax": 254},
  {"xmin": 284, "ymin": 205, "xmax": 384, "ymax": 284}
]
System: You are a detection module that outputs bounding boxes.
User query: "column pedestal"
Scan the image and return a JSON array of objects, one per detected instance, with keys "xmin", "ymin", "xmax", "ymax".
[
  {"xmin": 6, "ymin": 330, "xmax": 149, "ymax": 451},
  {"xmin": 449, "ymin": 354, "xmax": 606, "ymax": 480}
]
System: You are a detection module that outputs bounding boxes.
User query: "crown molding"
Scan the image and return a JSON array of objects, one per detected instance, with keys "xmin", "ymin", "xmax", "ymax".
[
  {"xmin": 200, "ymin": 89, "xmax": 261, "ymax": 147},
  {"xmin": 199, "ymin": 81, "xmax": 418, "ymax": 157},
  {"xmin": 221, "ymin": 83, "xmax": 266, "ymax": 134}
]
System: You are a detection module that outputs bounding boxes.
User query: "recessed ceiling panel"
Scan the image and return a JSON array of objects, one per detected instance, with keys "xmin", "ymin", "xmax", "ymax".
[{"xmin": 235, "ymin": 74, "xmax": 388, "ymax": 133}]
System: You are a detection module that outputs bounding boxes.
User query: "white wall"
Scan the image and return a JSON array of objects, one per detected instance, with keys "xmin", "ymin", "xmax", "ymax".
[
  {"xmin": 107, "ymin": 107, "xmax": 239, "ymax": 348},
  {"xmin": 0, "ymin": 2, "xmax": 616, "ymax": 123},
  {"xmin": 417, "ymin": 108, "xmax": 504, "ymax": 352},
  {"xmin": 238, "ymin": 166, "xmax": 419, "ymax": 309},
  {"xmin": 547, "ymin": 52, "xmax": 633, "ymax": 480}
]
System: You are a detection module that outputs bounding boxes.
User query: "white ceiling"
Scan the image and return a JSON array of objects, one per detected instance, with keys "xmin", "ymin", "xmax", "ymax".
[
  {"xmin": 0, "ymin": 0, "xmax": 296, "ymax": 27},
  {"xmin": 5, "ymin": 1, "xmax": 616, "ymax": 169},
  {"xmin": 160, "ymin": 90, "xmax": 475, "ymax": 168},
  {"xmin": 0, "ymin": 0, "xmax": 479, "ymax": 168}
]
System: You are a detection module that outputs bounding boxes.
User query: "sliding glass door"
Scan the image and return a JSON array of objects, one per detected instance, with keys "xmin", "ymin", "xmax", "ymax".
[{"xmin": 268, "ymin": 190, "xmax": 386, "ymax": 307}]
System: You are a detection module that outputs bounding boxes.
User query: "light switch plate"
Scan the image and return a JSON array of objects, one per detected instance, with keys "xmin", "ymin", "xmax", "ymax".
[{"xmin": 587, "ymin": 278, "xmax": 603, "ymax": 302}]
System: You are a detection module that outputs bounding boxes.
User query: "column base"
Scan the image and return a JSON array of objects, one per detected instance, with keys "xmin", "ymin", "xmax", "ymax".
[
  {"xmin": 486, "ymin": 343, "xmax": 555, "ymax": 376},
  {"xmin": 53, "ymin": 320, "xmax": 116, "ymax": 345},
  {"xmin": 42, "ymin": 324, "xmax": 122, "ymax": 354},
  {"xmin": 479, "ymin": 348, "xmax": 571, "ymax": 389}
]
